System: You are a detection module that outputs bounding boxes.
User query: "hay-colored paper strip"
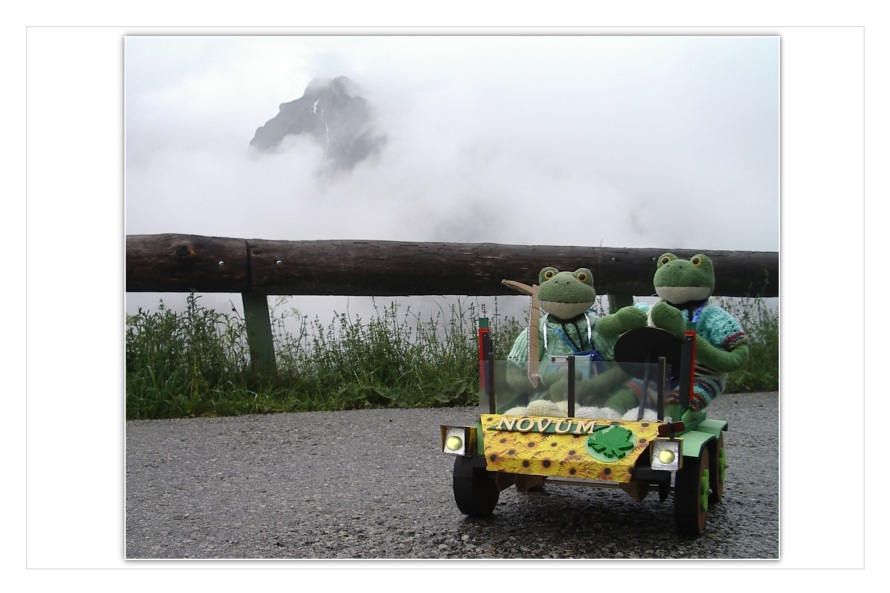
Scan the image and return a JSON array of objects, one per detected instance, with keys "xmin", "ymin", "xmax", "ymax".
[{"xmin": 501, "ymin": 279, "xmax": 541, "ymax": 387}]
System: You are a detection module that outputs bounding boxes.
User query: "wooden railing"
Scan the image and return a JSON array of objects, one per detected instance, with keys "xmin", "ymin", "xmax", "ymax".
[{"xmin": 126, "ymin": 234, "xmax": 778, "ymax": 372}]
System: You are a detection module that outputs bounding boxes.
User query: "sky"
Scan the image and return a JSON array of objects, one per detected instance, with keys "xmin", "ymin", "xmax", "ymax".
[
  {"xmin": 125, "ymin": 35, "xmax": 779, "ymax": 248},
  {"xmin": 20, "ymin": 21, "xmax": 869, "ymax": 575},
  {"xmin": 123, "ymin": 34, "xmax": 780, "ymax": 319}
]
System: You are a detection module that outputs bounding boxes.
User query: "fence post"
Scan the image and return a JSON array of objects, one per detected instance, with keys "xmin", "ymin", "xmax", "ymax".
[
  {"xmin": 241, "ymin": 292, "xmax": 276, "ymax": 374},
  {"xmin": 607, "ymin": 293, "xmax": 634, "ymax": 314}
]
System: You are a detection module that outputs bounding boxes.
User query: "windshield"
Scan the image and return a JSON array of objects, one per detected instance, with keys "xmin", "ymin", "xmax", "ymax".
[{"xmin": 480, "ymin": 357, "xmax": 675, "ymax": 422}]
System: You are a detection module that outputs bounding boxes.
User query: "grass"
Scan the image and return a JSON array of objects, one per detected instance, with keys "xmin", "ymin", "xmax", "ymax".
[
  {"xmin": 126, "ymin": 293, "xmax": 778, "ymax": 419},
  {"xmin": 718, "ymin": 296, "xmax": 780, "ymax": 393}
]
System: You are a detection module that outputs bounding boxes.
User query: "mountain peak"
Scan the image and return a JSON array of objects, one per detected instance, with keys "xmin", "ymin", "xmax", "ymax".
[
  {"xmin": 304, "ymin": 76, "xmax": 360, "ymax": 98},
  {"xmin": 250, "ymin": 76, "xmax": 386, "ymax": 173}
]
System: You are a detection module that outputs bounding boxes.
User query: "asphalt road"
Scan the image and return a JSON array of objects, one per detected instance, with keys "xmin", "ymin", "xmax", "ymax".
[{"xmin": 125, "ymin": 391, "xmax": 779, "ymax": 560}]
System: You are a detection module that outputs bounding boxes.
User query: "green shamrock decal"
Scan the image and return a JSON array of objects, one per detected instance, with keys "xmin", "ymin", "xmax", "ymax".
[{"xmin": 588, "ymin": 425, "xmax": 635, "ymax": 460}]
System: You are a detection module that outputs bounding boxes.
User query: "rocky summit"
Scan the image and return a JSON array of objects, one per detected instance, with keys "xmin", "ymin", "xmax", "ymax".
[{"xmin": 250, "ymin": 76, "xmax": 386, "ymax": 172}]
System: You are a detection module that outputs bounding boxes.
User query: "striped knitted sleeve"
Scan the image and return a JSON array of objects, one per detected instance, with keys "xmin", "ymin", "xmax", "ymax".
[
  {"xmin": 507, "ymin": 328, "xmax": 530, "ymax": 362},
  {"xmin": 698, "ymin": 306, "xmax": 748, "ymax": 351}
]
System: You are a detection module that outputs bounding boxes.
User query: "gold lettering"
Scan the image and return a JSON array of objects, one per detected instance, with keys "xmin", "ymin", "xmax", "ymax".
[
  {"xmin": 555, "ymin": 419, "xmax": 574, "ymax": 434},
  {"xmin": 573, "ymin": 420, "xmax": 597, "ymax": 435},
  {"xmin": 491, "ymin": 416, "xmax": 601, "ymax": 435},
  {"xmin": 535, "ymin": 419, "xmax": 553, "ymax": 432},
  {"xmin": 497, "ymin": 417, "xmax": 518, "ymax": 431},
  {"xmin": 516, "ymin": 418, "xmax": 535, "ymax": 433}
]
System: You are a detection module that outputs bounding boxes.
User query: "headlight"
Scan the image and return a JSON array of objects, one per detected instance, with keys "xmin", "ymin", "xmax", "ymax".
[
  {"xmin": 440, "ymin": 426, "xmax": 475, "ymax": 456},
  {"xmin": 651, "ymin": 439, "xmax": 682, "ymax": 471},
  {"xmin": 445, "ymin": 434, "xmax": 463, "ymax": 451}
]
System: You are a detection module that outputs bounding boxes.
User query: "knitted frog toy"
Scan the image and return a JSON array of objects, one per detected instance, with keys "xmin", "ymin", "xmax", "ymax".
[
  {"xmin": 597, "ymin": 252, "xmax": 749, "ymax": 413},
  {"xmin": 504, "ymin": 266, "xmax": 629, "ymax": 411}
]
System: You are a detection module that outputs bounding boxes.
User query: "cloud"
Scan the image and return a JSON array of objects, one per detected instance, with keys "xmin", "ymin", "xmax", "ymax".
[{"xmin": 124, "ymin": 35, "xmax": 779, "ymax": 319}]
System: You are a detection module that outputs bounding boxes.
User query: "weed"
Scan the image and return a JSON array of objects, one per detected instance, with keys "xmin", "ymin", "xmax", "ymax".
[{"xmin": 126, "ymin": 293, "xmax": 778, "ymax": 419}]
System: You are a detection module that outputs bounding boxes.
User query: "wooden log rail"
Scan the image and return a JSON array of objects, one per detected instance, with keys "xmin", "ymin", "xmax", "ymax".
[{"xmin": 126, "ymin": 234, "xmax": 779, "ymax": 372}]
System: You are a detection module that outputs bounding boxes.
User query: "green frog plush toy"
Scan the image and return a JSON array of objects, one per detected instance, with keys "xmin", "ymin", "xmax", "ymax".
[
  {"xmin": 505, "ymin": 266, "xmax": 628, "ymax": 407},
  {"xmin": 597, "ymin": 252, "xmax": 750, "ymax": 412}
]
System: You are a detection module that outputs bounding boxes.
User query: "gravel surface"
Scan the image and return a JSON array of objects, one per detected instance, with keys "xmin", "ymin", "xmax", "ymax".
[{"xmin": 126, "ymin": 391, "xmax": 779, "ymax": 560}]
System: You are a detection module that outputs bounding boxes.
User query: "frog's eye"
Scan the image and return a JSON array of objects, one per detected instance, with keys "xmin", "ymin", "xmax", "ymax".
[
  {"xmin": 658, "ymin": 254, "xmax": 675, "ymax": 267},
  {"xmin": 539, "ymin": 267, "xmax": 560, "ymax": 284},
  {"xmin": 690, "ymin": 256, "xmax": 703, "ymax": 267},
  {"xmin": 576, "ymin": 272, "xmax": 588, "ymax": 282}
]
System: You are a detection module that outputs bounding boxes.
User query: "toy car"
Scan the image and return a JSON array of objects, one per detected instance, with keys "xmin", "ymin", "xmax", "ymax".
[{"xmin": 439, "ymin": 319, "xmax": 727, "ymax": 536}]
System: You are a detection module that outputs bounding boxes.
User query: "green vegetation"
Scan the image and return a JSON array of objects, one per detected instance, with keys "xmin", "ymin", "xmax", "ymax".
[
  {"xmin": 126, "ymin": 294, "xmax": 521, "ymax": 419},
  {"xmin": 718, "ymin": 296, "xmax": 780, "ymax": 393},
  {"xmin": 126, "ymin": 293, "xmax": 778, "ymax": 420}
]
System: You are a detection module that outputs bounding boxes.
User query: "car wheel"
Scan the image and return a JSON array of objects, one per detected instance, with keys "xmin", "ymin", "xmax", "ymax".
[
  {"xmin": 453, "ymin": 456, "xmax": 499, "ymax": 517},
  {"xmin": 674, "ymin": 445, "xmax": 710, "ymax": 535},
  {"xmin": 709, "ymin": 433, "xmax": 726, "ymax": 504}
]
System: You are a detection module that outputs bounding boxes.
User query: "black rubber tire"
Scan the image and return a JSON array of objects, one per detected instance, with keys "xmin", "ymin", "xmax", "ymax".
[
  {"xmin": 452, "ymin": 456, "xmax": 499, "ymax": 517},
  {"xmin": 674, "ymin": 446, "xmax": 710, "ymax": 536},
  {"xmin": 709, "ymin": 433, "xmax": 726, "ymax": 504}
]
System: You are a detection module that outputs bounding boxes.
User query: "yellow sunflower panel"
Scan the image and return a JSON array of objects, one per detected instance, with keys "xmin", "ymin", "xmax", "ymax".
[{"xmin": 479, "ymin": 414, "xmax": 662, "ymax": 483}]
